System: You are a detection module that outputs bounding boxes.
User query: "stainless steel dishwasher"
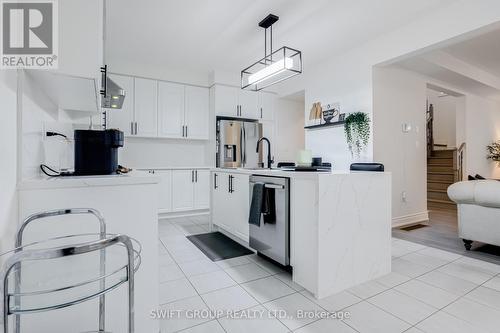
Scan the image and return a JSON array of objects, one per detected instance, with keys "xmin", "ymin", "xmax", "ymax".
[{"xmin": 249, "ymin": 175, "xmax": 290, "ymax": 266}]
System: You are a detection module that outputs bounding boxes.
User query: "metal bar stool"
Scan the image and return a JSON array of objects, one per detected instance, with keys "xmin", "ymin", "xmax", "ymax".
[{"xmin": 1, "ymin": 208, "xmax": 141, "ymax": 333}]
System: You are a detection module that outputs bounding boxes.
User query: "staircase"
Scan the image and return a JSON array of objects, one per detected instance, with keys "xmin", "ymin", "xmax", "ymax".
[{"xmin": 427, "ymin": 149, "xmax": 457, "ymax": 211}]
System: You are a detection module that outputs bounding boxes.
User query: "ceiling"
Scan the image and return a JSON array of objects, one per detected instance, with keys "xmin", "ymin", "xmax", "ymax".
[
  {"xmin": 444, "ymin": 29, "xmax": 500, "ymax": 78},
  {"xmin": 105, "ymin": 0, "xmax": 454, "ymax": 80},
  {"xmin": 395, "ymin": 27, "xmax": 500, "ymax": 100}
]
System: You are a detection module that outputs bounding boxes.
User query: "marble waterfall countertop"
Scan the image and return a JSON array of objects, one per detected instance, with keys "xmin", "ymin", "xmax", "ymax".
[{"xmin": 213, "ymin": 167, "xmax": 392, "ymax": 299}]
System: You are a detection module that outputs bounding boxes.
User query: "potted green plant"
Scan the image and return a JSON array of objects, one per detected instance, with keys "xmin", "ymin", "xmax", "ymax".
[
  {"xmin": 487, "ymin": 141, "xmax": 500, "ymax": 162},
  {"xmin": 344, "ymin": 112, "xmax": 370, "ymax": 157}
]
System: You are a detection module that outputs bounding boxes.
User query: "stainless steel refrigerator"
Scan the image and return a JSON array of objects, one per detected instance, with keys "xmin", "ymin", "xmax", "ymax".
[{"xmin": 216, "ymin": 117, "xmax": 263, "ymax": 168}]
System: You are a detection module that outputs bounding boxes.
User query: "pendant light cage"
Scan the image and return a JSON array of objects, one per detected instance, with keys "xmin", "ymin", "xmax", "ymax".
[{"xmin": 241, "ymin": 14, "xmax": 302, "ymax": 91}]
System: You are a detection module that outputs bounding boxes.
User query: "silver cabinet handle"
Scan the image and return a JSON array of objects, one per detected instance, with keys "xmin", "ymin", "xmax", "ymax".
[
  {"xmin": 182, "ymin": 125, "xmax": 184, "ymax": 137},
  {"xmin": 134, "ymin": 122, "xmax": 138, "ymax": 135},
  {"xmin": 191, "ymin": 170, "xmax": 194, "ymax": 182},
  {"xmin": 185, "ymin": 125, "xmax": 188, "ymax": 137},
  {"xmin": 214, "ymin": 173, "xmax": 218, "ymax": 189},
  {"xmin": 131, "ymin": 122, "xmax": 134, "ymax": 135},
  {"xmin": 195, "ymin": 170, "xmax": 198, "ymax": 182},
  {"xmin": 260, "ymin": 107, "xmax": 263, "ymax": 119}
]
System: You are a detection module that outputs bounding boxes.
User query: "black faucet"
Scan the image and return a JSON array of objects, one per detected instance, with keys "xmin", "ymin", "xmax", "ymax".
[{"xmin": 256, "ymin": 137, "xmax": 274, "ymax": 169}]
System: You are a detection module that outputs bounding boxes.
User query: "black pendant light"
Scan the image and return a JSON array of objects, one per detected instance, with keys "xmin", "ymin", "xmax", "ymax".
[{"xmin": 241, "ymin": 14, "xmax": 302, "ymax": 91}]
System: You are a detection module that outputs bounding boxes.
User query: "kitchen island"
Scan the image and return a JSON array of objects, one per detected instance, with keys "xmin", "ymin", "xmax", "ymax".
[
  {"xmin": 17, "ymin": 172, "xmax": 160, "ymax": 332},
  {"xmin": 211, "ymin": 168, "xmax": 391, "ymax": 299}
]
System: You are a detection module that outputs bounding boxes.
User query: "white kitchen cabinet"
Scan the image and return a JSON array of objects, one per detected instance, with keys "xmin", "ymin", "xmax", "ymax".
[
  {"xmin": 239, "ymin": 90, "xmax": 258, "ymax": 119},
  {"xmin": 156, "ymin": 170, "xmax": 172, "ymax": 213},
  {"xmin": 170, "ymin": 169, "xmax": 211, "ymax": 212},
  {"xmin": 194, "ymin": 170, "xmax": 210, "ymax": 209},
  {"xmin": 258, "ymin": 92, "xmax": 275, "ymax": 120},
  {"xmin": 185, "ymin": 86, "xmax": 209, "ymax": 140},
  {"xmin": 134, "ymin": 78, "xmax": 158, "ymax": 137},
  {"xmin": 211, "ymin": 171, "xmax": 250, "ymax": 242},
  {"xmin": 212, "ymin": 172, "xmax": 230, "ymax": 231},
  {"xmin": 158, "ymin": 82, "xmax": 185, "ymax": 138},
  {"xmin": 213, "ymin": 84, "xmax": 258, "ymax": 119},
  {"xmin": 230, "ymin": 173, "xmax": 250, "ymax": 241},
  {"xmin": 172, "ymin": 170, "xmax": 195, "ymax": 211},
  {"xmin": 214, "ymin": 85, "xmax": 239, "ymax": 117},
  {"xmin": 107, "ymin": 74, "xmax": 135, "ymax": 135}
]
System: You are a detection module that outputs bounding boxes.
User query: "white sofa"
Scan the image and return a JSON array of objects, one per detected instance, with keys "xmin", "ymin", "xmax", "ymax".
[{"xmin": 448, "ymin": 180, "xmax": 500, "ymax": 250}]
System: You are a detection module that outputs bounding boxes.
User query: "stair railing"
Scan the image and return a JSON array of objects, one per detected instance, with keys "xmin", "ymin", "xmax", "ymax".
[
  {"xmin": 454, "ymin": 142, "xmax": 466, "ymax": 182},
  {"xmin": 426, "ymin": 103, "xmax": 434, "ymax": 157}
]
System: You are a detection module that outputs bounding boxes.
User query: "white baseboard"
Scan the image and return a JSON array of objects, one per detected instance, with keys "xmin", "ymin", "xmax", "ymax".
[
  {"xmin": 392, "ymin": 211, "xmax": 429, "ymax": 228},
  {"xmin": 159, "ymin": 209, "xmax": 209, "ymax": 219}
]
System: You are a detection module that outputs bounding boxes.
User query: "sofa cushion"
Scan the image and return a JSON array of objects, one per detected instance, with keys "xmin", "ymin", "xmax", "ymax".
[
  {"xmin": 448, "ymin": 180, "xmax": 500, "ymax": 208},
  {"xmin": 448, "ymin": 181, "xmax": 476, "ymax": 204}
]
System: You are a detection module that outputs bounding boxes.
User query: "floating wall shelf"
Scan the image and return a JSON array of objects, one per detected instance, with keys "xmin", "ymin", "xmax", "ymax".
[{"xmin": 304, "ymin": 120, "xmax": 345, "ymax": 130}]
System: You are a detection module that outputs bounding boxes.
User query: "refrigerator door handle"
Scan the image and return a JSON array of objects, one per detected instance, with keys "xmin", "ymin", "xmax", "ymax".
[
  {"xmin": 239, "ymin": 126, "xmax": 244, "ymax": 167},
  {"xmin": 242, "ymin": 124, "xmax": 247, "ymax": 165}
]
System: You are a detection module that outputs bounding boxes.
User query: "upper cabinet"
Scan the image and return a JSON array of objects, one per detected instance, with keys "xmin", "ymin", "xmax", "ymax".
[
  {"xmin": 213, "ymin": 84, "xmax": 274, "ymax": 121},
  {"xmin": 107, "ymin": 74, "xmax": 209, "ymax": 140},
  {"xmin": 158, "ymin": 82, "xmax": 185, "ymax": 138},
  {"xmin": 56, "ymin": 0, "xmax": 103, "ymax": 79},
  {"xmin": 213, "ymin": 85, "xmax": 239, "ymax": 117},
  {"xmin": 185, "ymin": 86, "xmax": 209, "ymax": 140},
  {"xmin": 134, "ymin": 78, "xmax": 158, "ymax": 137},
  {"xmin": 259, "ymin": 92, "xmax": 275, "ymax": 121}
]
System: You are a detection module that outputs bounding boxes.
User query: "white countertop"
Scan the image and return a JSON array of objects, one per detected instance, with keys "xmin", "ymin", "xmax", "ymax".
[
  {"xmin": 19, "ymin": 171, "xmax": 160, "ymax": 190},
  {"xmin": 212, "ymin": 167, "xmax": 390, "ymax": 178},
  {"xmin": 134, "ymin": 166, "xmax": 212, "ymax": 170}
]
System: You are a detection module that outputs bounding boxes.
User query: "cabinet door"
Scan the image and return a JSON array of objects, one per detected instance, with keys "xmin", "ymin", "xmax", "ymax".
[
  {"xmin": 171, "ymin": 170, "xmax": 194, "ymax": 211},
  {"xmin": 194, "ymin": 170, "xmax": 210, "ymax": 209},
  {"xmin": 231, "ymin": 173, "xmax": 250, "ymax": 242},
  {"xmin": 158, "ymin": 81, "xmax": 185, "ymax": 138},
  {"xmin": 239, "ymin": 90, "xmax": 258, "ymax": 119},
  {"xmin": 107, "ymin": 74, "xmax": 134, "ymax": 136},
  {"xmin": 156, "ymin": 170, "xmax": 172, "ymax": 213},
  {"xmin": 185, "ymin": 86, "xmax": 209, "ymax": 140},
  {"xmin": 134, "ymin": 78, "xmax": 158, "ymax": 137},
  {"xmin": 214, "ymin": 85, "xmax": 239, "ymax": 117},
  {"xmin": 212, "ymin": 173, "xmax": 232, "ymax": 231},
  {"xmin": 259, "ymin": 92, "xmax": 275, "ymax": 120}
]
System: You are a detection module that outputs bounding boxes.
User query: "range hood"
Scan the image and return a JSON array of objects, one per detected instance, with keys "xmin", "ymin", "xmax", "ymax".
[{"xmin": 100, "ymin": 66, "xmax": 125, "ymax": 109}]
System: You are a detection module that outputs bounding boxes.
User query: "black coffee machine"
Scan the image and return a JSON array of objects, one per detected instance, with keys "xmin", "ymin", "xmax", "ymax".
[{"xmin": 74, "ymin": 129, "xmax": 124, "ymax": 175}]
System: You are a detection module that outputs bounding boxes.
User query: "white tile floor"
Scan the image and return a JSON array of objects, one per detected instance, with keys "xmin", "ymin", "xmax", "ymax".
[{"xmin": 156, "ymin": 215, "xmax": 500, "ymax": 333}]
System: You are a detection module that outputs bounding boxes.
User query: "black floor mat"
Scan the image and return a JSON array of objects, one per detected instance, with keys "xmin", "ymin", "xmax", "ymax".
[{"xmin": 186, "ymin": 232, "xmax": 254, "ymax": 261}]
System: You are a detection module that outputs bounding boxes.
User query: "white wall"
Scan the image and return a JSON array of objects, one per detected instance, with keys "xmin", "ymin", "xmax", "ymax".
[
  {"xmin": 464, "ymin": 95, "xmax": 500, "ymax": 178},
  {"xmin": 428, "ymin": 90, "xmax": 457, "ymax": 148},
  {"xmin": 118, "ymin": 138, "xmax": 210, "ymax": 168},
  {"xmin": 273, "ymin": 98, "xmax": 305, "ymax": 163},
  {"xmin": 0, "ymin": 70, "xmax": 19, "ymax": 251},
  {"xmin": 373, "ymin": 67, "xmax": 428, "ymax": 223}
]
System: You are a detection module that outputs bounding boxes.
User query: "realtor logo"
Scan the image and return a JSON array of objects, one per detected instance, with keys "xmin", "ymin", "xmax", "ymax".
[{"xmin": 1, "ymin": 0, "xmax": 58, "ymax": 68}]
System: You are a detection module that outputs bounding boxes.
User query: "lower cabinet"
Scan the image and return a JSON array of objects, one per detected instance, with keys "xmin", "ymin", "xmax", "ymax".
[
  {"xmin": 212, "ymin": 171, "xmax": 250, "ymax": 242},
  {"xmin": 149, "ymin": 168, "xmax": 209, "ymax": 213},
  {"xmin": 172, "ymin": 170, "xmax": 195, "ymax": 211},
  {"xmin": 156, "ymin": 170, "xmax": 172, "ymax": 213}
]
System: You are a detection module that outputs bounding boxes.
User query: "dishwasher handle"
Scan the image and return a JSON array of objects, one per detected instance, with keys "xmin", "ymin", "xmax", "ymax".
[{"xmin": 249, "ymin": 182, "xmax": 285, "ymax": 190}]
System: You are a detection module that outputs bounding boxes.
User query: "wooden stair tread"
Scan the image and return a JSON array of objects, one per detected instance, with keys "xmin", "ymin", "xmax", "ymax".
[
  {"xmin": 427, "ymin": 189, "xmax": 448, "ymax": 193},
  {"xmin": 427, "ymin": 171, "xmax": 455, "ymax": 175},
  {"xmin": 428, "ymin": 199, "xmax": 455, "ymax": 204}
]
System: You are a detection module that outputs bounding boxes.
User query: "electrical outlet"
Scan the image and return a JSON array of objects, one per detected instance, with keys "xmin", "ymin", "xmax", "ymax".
[{"xmin": 401, "ymin": 191, "xmax": 407, "ymax": 202}]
